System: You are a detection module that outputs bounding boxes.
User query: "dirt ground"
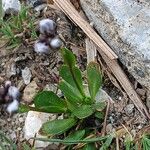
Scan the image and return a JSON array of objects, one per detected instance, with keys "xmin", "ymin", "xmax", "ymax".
[{"xmin": 0, "ymin": 2, "xmax": 149, "ymax": 149}]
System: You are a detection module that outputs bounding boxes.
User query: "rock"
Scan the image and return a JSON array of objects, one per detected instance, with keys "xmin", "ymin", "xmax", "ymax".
[
  {"xmin": 6, "ymin": 60, "xmax": 16, "ymax": 78},
  {"xmin": 24, "ymin": 111, "xmax": 56, "ymax": 149},
  {"xmin": 22, "ymin": 67, "xmax": 32, "ymax": 85},
  {"xmin": 2, "ymin": 0, "xmax": 21, "ymax": 16},
  {"xmin": 80, "ymin": 0, "xmax": 150, "ymax": 91},
  {"xmin": 124, "ymin": 104, "xmax": 134, "ymax": 114},
  {"xmin": 22, "ymin": 80, "xmax": 38, "ymax": 103}
]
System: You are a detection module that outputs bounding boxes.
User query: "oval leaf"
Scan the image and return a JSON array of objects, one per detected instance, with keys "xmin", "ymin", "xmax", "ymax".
[
  {"xmin": 87, "ymin": 62, "xmax": 102, "ymax": 101},
  {"xmin": 59, "ymin": 81, "xmax": 83, "ymax": 104},
  {"xmin": 34, "ymin": 91, "xmax": 67, "ymax": 113},
  {"xmin": 64, "ymin": 130, "xmax": 85, "ymax": 145},
  {"xmin": 40, "ymin": 118, "xmax": 77, "ymax": 135},
  {"xmin": 72, "ymin": 105, "xmax": 94, "ymax": 119},
  {"xmin": 60, "ymin": 65, "xmax": 85, "ymax": 96},
  {"xmin": 61, "ymin": 48, "xmax": 76, "ymax": 68}
]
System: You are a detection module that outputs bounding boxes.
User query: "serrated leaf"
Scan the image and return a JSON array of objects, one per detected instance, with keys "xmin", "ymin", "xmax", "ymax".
[
  {"xmin": 40, "ymin": 118, "xmax": 77, "ymax": 135},
  {"xmin": 59, "ymin": 81, "xmax": 83, "ymax": 104},
  {"xmin": 64, "ymin": 130, "xmax": 85, "ymax": 145},
  {"xmin": 34, "ymin": 91, "xmax": 67, "ymax": 113},
  {"xmin": 94, "ymin": 102, "xmax": 106, "ymax": 111},
  {"xmin": 72, "ymin": 105, "xmax": 94, "ymax": 119},
  {"xmin": 87, "ymin": 62, "xmax": 102, "ymax": 101},
  {"xmin": 60, "ymin": 65, "xmax": 85, "ymax": 96},
  {"xmin": 61, "ymin": 48, "xmax": 76, "ymax": 68}
]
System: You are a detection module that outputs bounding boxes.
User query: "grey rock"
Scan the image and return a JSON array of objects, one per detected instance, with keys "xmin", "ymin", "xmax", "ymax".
[
  {"xmin": 24, "ymin": 111, "xmax": 56, "ymax": 148},
  {"xmin": 125, "ymin": 104, "xmax": 134, "ymax": 114},
  {"xmin": 80, "ymin": 0, "xmax": 150, "ymax": 91},
  {"xmin": 22, "ymin": 67, "xmax": 32, "ymax": 85},
  {"xmin": 2, "ymin": 0, "xmax": 21, "ymax": 16},
  {"xmin": 6, "ymin": 62, "xmax": 16, "ymax": 78}
]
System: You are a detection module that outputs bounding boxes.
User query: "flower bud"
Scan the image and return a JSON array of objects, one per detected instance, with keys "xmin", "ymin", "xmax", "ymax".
[
  {"xmin": 8, "ymin": 86, "xmax": 20, "ymax": 100},
  {"xmin": 6, "ymin": 99, "xmax": 19, "ymax": 114},
  {"xmin": 50, "ymin": 38, "xmax": 62, "ymax": 49},
  {"xmin": 39, "ymin": 19, "xmax": 56, "ymax": 36},
  {"xmin": 34, "ymin": 41, "xmax": 50, "ymax": 54},
  {"xmin": 5, "ymin": 80, "xmax": 11, "ymax": 88}
]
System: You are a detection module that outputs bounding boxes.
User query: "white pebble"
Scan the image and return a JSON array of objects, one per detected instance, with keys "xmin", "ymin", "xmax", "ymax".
[
  {"xmin": 34, "ymin": 41, "xmax": 50, "ymax": 54},
  {"xmin": 50, "ymin": 38, "xmax": 62, "ymax": 49},
  {"xmin": 8, "ymin": 86, "xmax": 20, "ymax": 99},
  {"xmin": 6, "ymin": 99, "xmax": 19, "ymax": 114},
  {"xmin": 39, "ymin": 19, "xmax": 56, "ymax": 35}
]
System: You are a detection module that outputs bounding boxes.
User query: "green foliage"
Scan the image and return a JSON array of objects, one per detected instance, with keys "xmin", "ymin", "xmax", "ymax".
[
  {"xmin": 0, "ymin": 5, "xmax": 37, "ymax": 49},
  {"xmin": 87, "ymin": 62, "xmax": 102, "ymax": 101},
  {"xmin": 142, "ymin": 135, "xmax": 150, "ymax": 150},
  {"xmin": 34, "ymin": 91, "xmax": 67, "ymax": 113},
  {"xmin": 64, "ymin": 130, "xmax": 85, "ymax": 145},
  {"xmin": 20, "ymin": 48, "xmax": 106, "ymax": 148},
  {"xmin": 40, "ymin": 118, "xmax": 77, "ymax": 135},
  {"xmin": 99, "ymin": 134, "xmax": 114, "ymax": 150}
]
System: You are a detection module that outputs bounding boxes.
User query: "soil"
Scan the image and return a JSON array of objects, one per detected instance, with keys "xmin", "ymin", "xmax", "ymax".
[{"xmin": 0, "ymin": 1, "xmax": 149, "ymax": 150}]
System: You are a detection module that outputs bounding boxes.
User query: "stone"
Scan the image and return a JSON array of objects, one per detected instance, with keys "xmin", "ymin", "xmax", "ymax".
[
  {"xmin": 124, "ymin": 104, "xmax": 134, "ymax": 114},
  {"xmin": 22, "ymin": 80, "xmax": 38, "ymax": 103},
  {"xmin": 24, "ymin": 111, "xmax": 56, "ymax": 149},
  {"xmin": 2, "ymin": 0, "xmax": 21, "ymax": 16},
  {"xmin": 80, "ymin": 0, "xmax": 150, "ymax": 91},
  {"xmin": 22, "ymin": 67, "xmax": 32, "ymax": 85},
  {"xmin": 6, "ymin": 61, "xmax": 16, "ymax": 78}
]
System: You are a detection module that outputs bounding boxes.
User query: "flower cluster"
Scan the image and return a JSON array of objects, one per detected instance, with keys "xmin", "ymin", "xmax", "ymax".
[
  {"xmin": 0, "ymin": 81, "xmax": 20, "ymax": 114},
  {"xmin": 34, "ymin": 19, "xmax": 62, "ymax": 54}
]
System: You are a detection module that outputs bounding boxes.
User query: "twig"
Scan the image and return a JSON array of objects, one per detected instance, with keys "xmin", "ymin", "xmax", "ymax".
[
  {"xmin": 116, "ymin": 137, "xmax": 120, "ymax": 150},
  {"xmin": 101, "ymin": 100, "xmax": 110, "ymax": 136}
]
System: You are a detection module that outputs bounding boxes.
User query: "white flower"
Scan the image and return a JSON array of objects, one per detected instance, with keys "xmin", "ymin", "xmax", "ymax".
[
  {"xmin": 6, "ymin": 99, "xmax": 19, "ymax": 114},
  {"xmin": 39, "ymin": 19, "xmax": 56, "ymax": 35},
  {"xmin": 50, "ymin": 38, "xmax": 62, "ymax": 49},
  {"xmin": 34, "ymin": 41, "xmax": 50, "ymax": 54},
  {"xmin": 8, "ymin": 86, "xmax": 20, "ymax": 100},
  {"xmin": 5, "ymin": 80, "xmax": 11, "ymax": 87}
]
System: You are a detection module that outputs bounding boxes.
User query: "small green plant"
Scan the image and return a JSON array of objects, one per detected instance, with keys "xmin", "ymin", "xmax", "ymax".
[
  {"xmin": 0, "ymin": 5, "xmax": 38, "ymax": 49},
  {"xmin": 20, "ymin": 48, "xmax": 114, "ymax": 149},
  {"xmin": 142, "ymin": 134, "xmax": 150, "ymax": 150}
]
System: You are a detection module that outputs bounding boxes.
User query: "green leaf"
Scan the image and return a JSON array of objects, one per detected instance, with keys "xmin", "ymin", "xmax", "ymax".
[
  {"xmin": 40, "ymin": 118, "xmax": 77, "ymax": 135},
  {"xmin": 59, "ymin": 81, "xmax": 83, "ymax": 104},
  {"xmin": 72, "ymin": 105, "xmax": 94, "ymax": 119},
  {"xmin": 19, "ymin": 104, "xmax": 31, "ymax": 113},
  {"xmin": 82, "ymin": 144, "xmax": 97, "ymax": 150},
  {"xmin": 99, "ymin": 134, "xmax": 114, "ymax": 150},
  {"xmin": 61, "ymin": 48, "xmax": 76, "ymax": 68},
  {"xmin": 60, "ymin": 65, "xmax": 85, "ymax": 96},
  {"xmin": 64, "ymin": 130, "xmax": 85, "ymax": 145},
  {"xmin": 87, "ymin": 62, "xmax": 102, "ymax": 101},
  {"xmin": 34, "ymin": 91, "xmax": 67, "ymax": 113},
  {"xmin": 32, "ymin": 135, "xmax": 108, "ymax": 144},
  {"xmin": 94, "ymin": 102, "xmax": 106, "ymax": 111},
  {"xmin": 95, "ymin": 111, "xmax": 105, "ymax": 119},
  {"xmin": 142, "ymin": 135, "xmax": 150, "ymax": 150}
]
